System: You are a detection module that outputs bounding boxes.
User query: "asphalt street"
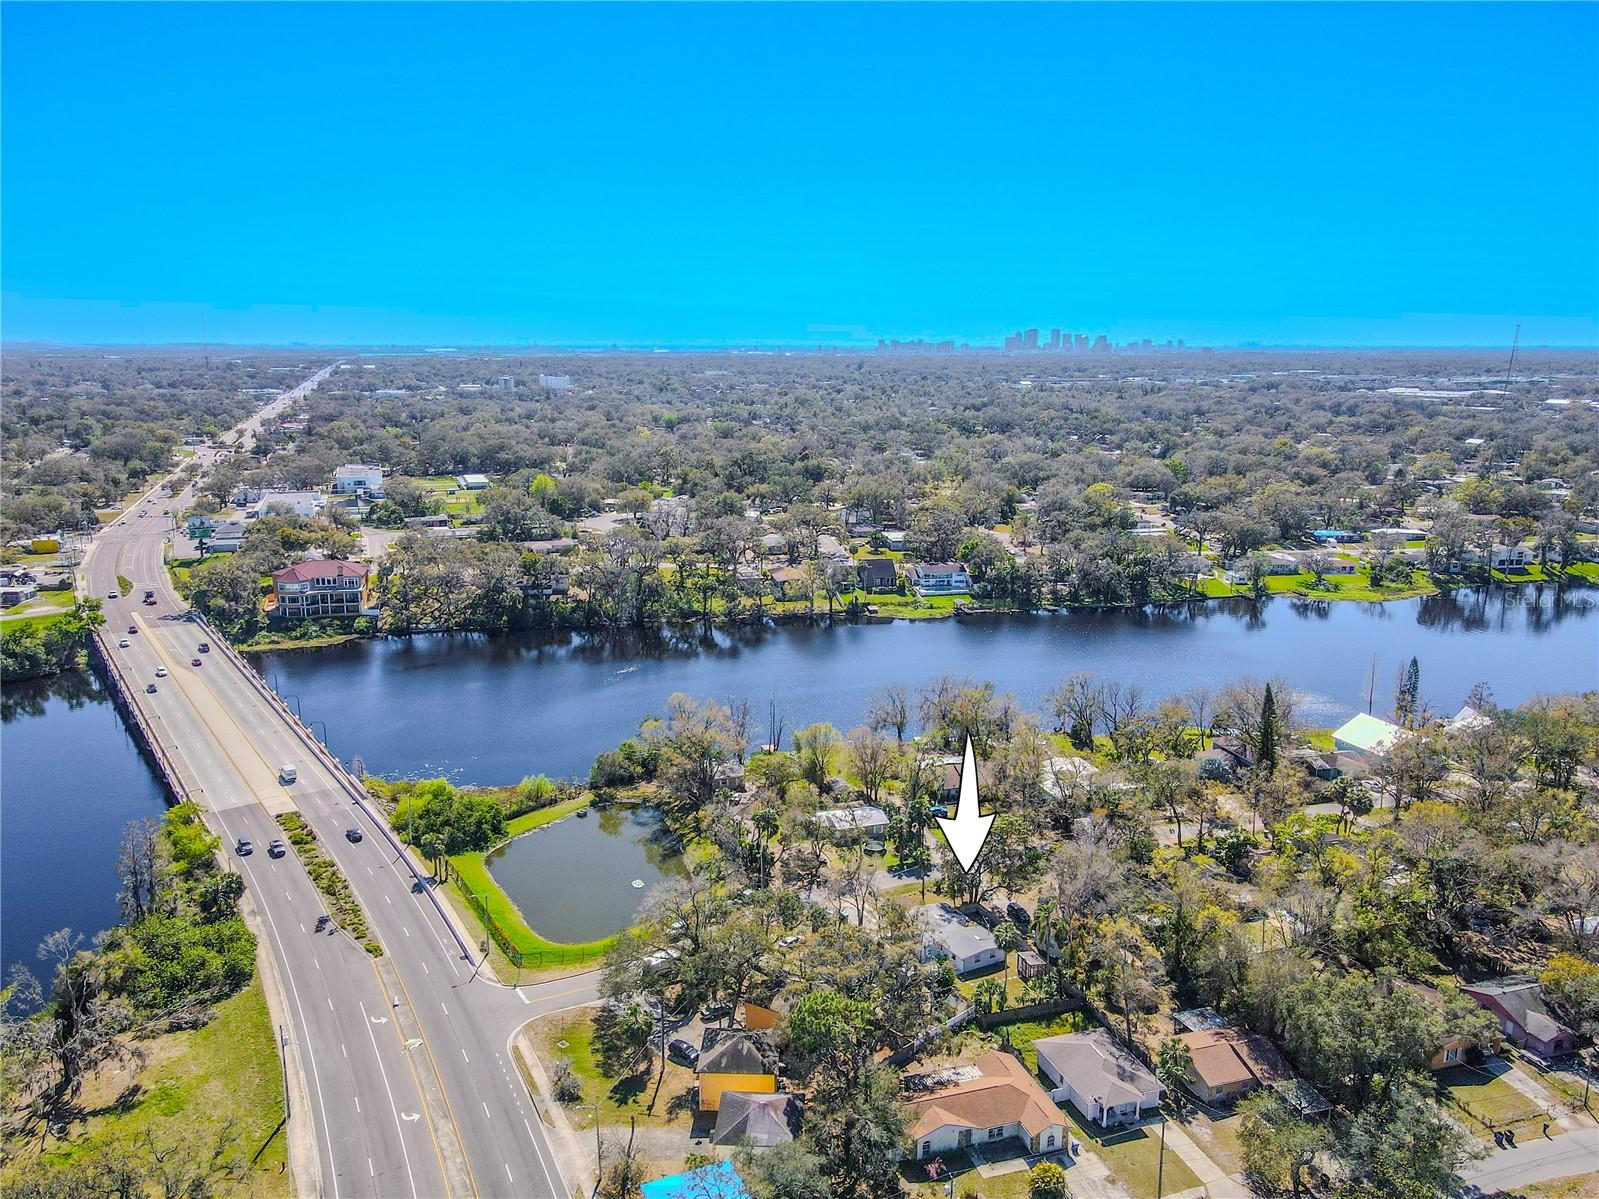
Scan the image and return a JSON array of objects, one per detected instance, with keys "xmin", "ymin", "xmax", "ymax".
[{"xmin": 81, "ymin": 365, "xmax": 597, "ymax": 1198}]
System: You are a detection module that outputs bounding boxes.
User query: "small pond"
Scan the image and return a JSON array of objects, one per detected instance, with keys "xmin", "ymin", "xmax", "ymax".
[{"xmin": 484, "ymin": 805, "xmax": 687, "ymax": 944}]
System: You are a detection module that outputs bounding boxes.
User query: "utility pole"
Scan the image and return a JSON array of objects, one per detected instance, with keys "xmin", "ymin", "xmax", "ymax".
[{"xmin": 1503, "ymin": 322, "xmax": 1521, "ymax": 392}]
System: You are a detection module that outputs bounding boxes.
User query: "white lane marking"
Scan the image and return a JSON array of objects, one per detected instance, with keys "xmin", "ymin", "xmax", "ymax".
[
  {"xmin": 517, "ymin": 988, "xmax": 530, "ymax": 1004},
  {"xmin": 328, "ymin": 998, "xmax": 334, "ymax": 1012},
  {"xmin": 504, "ymin": 1164, "xmax": 514, "ymax": 1184},
  {"xmin": 341, "ymin": 1043, "xmax": 348, "ymax": 1059},
  {"xmin": 299, "ymin": 922, "xmax": 306, "ymax": 933},
  {"xmin": 385, "ymin": 894, "xmax": 391, "ymax": 904},
  {"xmin": 420, "ymin": 960, "xmax": 429, "ymax": 975},
  {"xmin": 440, "ymin": 1002, "xmax": 448, "ymax": 1017},
  {"xmin": 461, "ymin": 1046, "xmax": 470, "ymax": 1064},
  {"xmin": 355, "ymin": 1095, "xmax": 361, "ymax": 1114},
  {"xmin": 483, "ymin": 1100, "xmax": 491, "ymax": 1119},
  {"xmin": 357, "ymin": 999, "xmax": 419, "ymax": 1199},
  {"xmin": 402, "ymin": 925, "xmax": 410, "ymax": 937},
  {"xmin": 369, "ymin": 1159, "xmax": 374, "ymax": 1177},
  {"xmin": 314, "ymin": 957, "xmax": 321, "ymax": 971}
]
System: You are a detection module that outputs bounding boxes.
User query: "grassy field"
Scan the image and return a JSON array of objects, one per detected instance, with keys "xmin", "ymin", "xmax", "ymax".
[
  {"xmin": 408, "ymin": 475, "xmax": 488, "ymax": 520},
  {"xmin": 1258, "ymin": 570, "xmax": 1438, "ymax": 602},
  {"xmin": 1, "ymin": 979, "xmax": 289, "ymax": 1198},
  {"xmin": 0, "ymin": 594, "xmax": 77, "ymax": 621},
  {"xmin": 526, "ymin": 1008, "xmax": 700, "ymax": 1135},
  {"xmin": 986, "ymin": 1010, "xmax": 1095, "ymax": 1072},
  {"xmin": 443, "ymin": 796, "xmax": 618, "ymax": 969},
  {"xmin": 1436, "ymin": 1063, "xmax": 1550, "ymax": 1140}
]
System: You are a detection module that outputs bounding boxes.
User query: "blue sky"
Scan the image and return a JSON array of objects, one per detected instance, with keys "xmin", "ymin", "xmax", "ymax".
[{"xmin": 3, "ymin": 2, "xmax": 1596, "ymax": 347}]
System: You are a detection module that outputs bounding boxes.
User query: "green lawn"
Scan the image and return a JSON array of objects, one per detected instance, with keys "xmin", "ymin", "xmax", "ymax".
[
  {"xmin": 1259, "ymin": 570, "xmax": 1437, "ymax": 602},
  {"xmin": 1059, "ymin": 1101, "xmax": 1202, "ymax": 1199},
  {"xmin": 988, "ymin": 1010, "xmax": 1095, "ymax": 1073},
  {"xmin": 525, "ymin": 1009, "xmax": 698, "ymax": 1132},
  {"xmin": 1436, "ymin": 1064, "xmax": 1549, "ymax": 1140},
  {"xmin": 2, "ymin": 979, "xmax": 289, "ymax": 1197}
]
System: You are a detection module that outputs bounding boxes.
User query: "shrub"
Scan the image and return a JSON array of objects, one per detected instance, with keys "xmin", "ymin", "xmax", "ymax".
[{"xmin": 1029, "ymin": 1161, "xmax": 1070, "ymax": 1198}]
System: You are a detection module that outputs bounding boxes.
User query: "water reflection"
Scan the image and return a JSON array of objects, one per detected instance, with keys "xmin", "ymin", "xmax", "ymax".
[{"xmin": 256, "ymin": 587, "xmax": 1597, "ymax": 786}]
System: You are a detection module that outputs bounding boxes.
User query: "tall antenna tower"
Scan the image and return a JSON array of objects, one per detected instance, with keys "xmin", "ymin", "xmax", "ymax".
[
  {"xmin": 201, "ymin": 311, "xmax": 210, "ymax": 366},
  {"xmin": 1502, "ymin": 322, "xmax": 1520, "ymax": 392}
]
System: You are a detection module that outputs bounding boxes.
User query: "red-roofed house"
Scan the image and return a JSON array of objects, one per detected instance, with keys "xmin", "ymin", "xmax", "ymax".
[
  {"xmin": 906, "ymin": 1052, "xmax": 1066, "ymax": 1162},
  {"xmin": 270, "ymin": 559, "xmax": 374, "ymax": 620}
]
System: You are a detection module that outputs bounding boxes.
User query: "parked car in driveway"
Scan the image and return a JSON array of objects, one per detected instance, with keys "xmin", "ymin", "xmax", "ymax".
[
  {"xmin": 700, "ymin": 1001, "xmax": 733, "ymax": 1022},
  {"xmin": 267, "ymin": 839, "xmax": 287, "ymax": 859},
  {"xmin": 667, "ymin": 1038, "xmax": 700, "ymax": 1067},
  {"xmin": 1006, "ymin": 901, "xmax": 1031, "ymax": 929}
]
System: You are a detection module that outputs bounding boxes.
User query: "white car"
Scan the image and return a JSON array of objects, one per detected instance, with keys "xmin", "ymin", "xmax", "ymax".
[
  {"xmin": 154, "ymin": 667, "xmax": 168, "ymax": 678},
  {"xmin": 118, "ymin": 638, "xmax": 130, "ymax": 648}
]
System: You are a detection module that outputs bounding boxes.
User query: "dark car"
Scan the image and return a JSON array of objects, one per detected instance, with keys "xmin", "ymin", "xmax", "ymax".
[
  {"xmin": 699, "ymin": 1001, "xmax": 733, "ymax": 1023},
  {"xmin": 666, "ymin": 1038, "xmax": 700, "ymax": 1067},
  {"xmin": 267, "ymin": 839, "xmax": 287, "ymax": 859},
  {"xmin": 928, "ymin": 804, "xmax": 950, "ymax": 818},
  {"xmin": 345, "ymin": 827, "xmax": 364, "ymax": 843},
  {"xmin": 190, "ymin": 657, "xmax": 203, "ymax": 667},
  {"xmin": 197, "ymin": 642, "xmax": 211, "ymax": 653},
  {"xmin": 236, "ymin": 838, "xmax": 253, "ymax": 856},
  {"xmin": 145, "ymin": 683, "xmax": 158, "ymax": 694},
  {"xmin": 127, "ymin": 625, "xmax": 138, "ymax": 634},
  {"xmin": 1005, "ymin": 902, "xmax": 1031, "ymax": 929}
]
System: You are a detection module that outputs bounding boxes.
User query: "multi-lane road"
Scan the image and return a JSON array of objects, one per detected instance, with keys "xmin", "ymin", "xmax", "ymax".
[{"xmin": 81, "ymin": 365, "xmax": 594, "ymax": 1198}]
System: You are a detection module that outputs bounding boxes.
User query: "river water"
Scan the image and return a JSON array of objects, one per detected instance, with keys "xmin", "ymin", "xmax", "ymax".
[
  {"xmin": 1, "ymin": 670, "xmax": 169, "ymax": 983},
  {"xmin": 254, "ymin": 587, "xmax": 1599, "ymax": 786}
]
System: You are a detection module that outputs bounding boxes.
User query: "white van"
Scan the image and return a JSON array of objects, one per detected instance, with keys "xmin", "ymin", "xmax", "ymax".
[{"xmin": 279, "ymin": 764, "xmax": 298, "ymax": 784}]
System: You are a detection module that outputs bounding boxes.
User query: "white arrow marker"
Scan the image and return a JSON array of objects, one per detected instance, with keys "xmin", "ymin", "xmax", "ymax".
[{"xmin": 935, "ymin": 735, "xmax": 994, "ymax": 873}]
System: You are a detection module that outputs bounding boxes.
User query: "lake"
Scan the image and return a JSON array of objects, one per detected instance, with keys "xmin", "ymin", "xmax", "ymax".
[
  {"xmin": 255, "ymin": 587, "xmax": 1599, "ymax": 786},
  {"xmin": 1, "ymin": 670, "xmax": 169, "ymax": 985},
  {"xmin": 484, "ymin": 806, "xmax": 686, "ymax": 943}
]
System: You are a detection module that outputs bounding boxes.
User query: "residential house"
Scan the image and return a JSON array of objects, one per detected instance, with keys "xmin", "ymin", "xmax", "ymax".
[
  {"xmin": 711, "ymin": 1092, "xmax": 801, "ymax": 1148},
  {"xmin": 270, "ymin": 559, "xmax": 373, "ymax": 620},
  {"xmin": 1041, "ymin": 756, "xmax": 1099, "ymax": 799},
  {"xmin": 1487, "ymin": 544, "xmax": 1532, "ymax": 570},
  {"xmin": 910, "ymin": 562, "xmax": 971, "ymax": 596},
  {"xmin": 916, "ymin": 904, "xmax": 1004, "ymax": 976},
  {"xmin": 254, "ymin": 490, "xmax": 327, "ymax": 520},
  {"xmin": 404, "ymin": 515, "xmax": 451, "ymax": 530},
  {"xmin": 856, "ymin": 557, "xmax": 898, "ymax": 592},
  {"xmin": 759, "ymin": 532, "xmax": 788, "ymax": 559},
  {"xmin": 932, "ymin": 757, "xmax": 996, "ymax": 804},
  {"xmin": 455, "ymin": 473, "xmax": 491, "ymax": 490},
  {"xmin": 1332, "ymin": 713, "xmax": 1404, "ymax": 760},
  {"xmin": 880, "ymin": 529, "xmax": 908, "ymax": 552},
  {"xmin": 1034, "ymin": 1029, "xmax": 1164, "ymax": 1127},
  {"xmin": 696, "ymin": 1029, "xmax": 779, "ymax": 1112},
  {"xmin": 905, "ymin": 1052, "xmax": 1067, "ymax": 1162},
  {"xmin": 768, "ymin": 565, "xmax": 808, "ymax": 600},
  {"xmin": 816, "ymin": 806, "xmax": 890, "ymax": 839},
  {"xmin": 1462, "ymin": 978, "xmax": 1582, "ymax": 1058},
  {"xmin": 331, "ymin": 464, "xmax": 385, "ymax": 496},
  {"xmin": 1175, "ymin": 1026, "xmax": 1293, "ymax": 1106}
]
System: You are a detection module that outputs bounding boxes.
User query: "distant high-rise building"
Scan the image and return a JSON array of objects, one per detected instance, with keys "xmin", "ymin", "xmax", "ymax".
[
  {"xmin": 1004, "ymin": 333, "xmax": 1020, "ymax": 351},
  {"xmin": 1141, "ymin": 339, "xmax": 1153, "ymax": 351},
  {"xmin": 1093, "ymin": 335, "xmax": 1110, "ymax": 352},
  {"xmin": 1024, "ymin": 328, "xmax": 1039, "ymax": 350},
  {"xmin": 537, "ymin": 374, "xmax": 572, "ymax": 390},
  {"xmin": 1049, "ymin": 328, "xmax": 1062, "ymax": 350},
  {"xmin": 1074, "ymin": 334, "xmax": 1089, "ymax": 352},
  {"xmin": 496, "ymin": 375, "xmax": 515, "ymax": 391}
]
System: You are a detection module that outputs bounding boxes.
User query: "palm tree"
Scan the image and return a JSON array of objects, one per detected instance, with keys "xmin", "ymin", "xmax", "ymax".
[{"xmin": 993, "ymin": 920, "xmax": 1023, "ymax": 996}]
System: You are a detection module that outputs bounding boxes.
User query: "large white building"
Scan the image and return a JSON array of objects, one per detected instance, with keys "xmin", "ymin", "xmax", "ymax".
[
  {"xmin": 332, "ymin": 464, "xmax": 385, "ymax": 496},
  {"xmin": 254, "ymin": 490, "xmax": 327, "ymax": 520}
]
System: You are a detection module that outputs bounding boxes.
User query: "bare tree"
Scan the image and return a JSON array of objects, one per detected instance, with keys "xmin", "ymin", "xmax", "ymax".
[{"xmin": 865, "ymin": 683, "xmax": 912, "ymax": 743}]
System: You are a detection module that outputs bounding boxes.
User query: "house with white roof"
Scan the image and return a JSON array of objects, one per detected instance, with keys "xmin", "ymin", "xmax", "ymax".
[
  {"xmin": 1332, "ymin": 712, "xmax": 1404, "ymax": 758},
  {"xmin": 916, "ymin": 904, "xmax": 1002, "ymax": 976},
  {"xmin": 1035, "ymin": 1029, "xmax": 1164, "ymax": 1128},
  {"xmin": 254, "ymin": 490, "xmax": 327, "ymax": 520},
  {"xmin": 816, "ymin": 806, "xmax": 890, "ymax": 839},
  {"xmin": 332, "ymin": 464, "xmax": 385, "ymax": 497}
]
